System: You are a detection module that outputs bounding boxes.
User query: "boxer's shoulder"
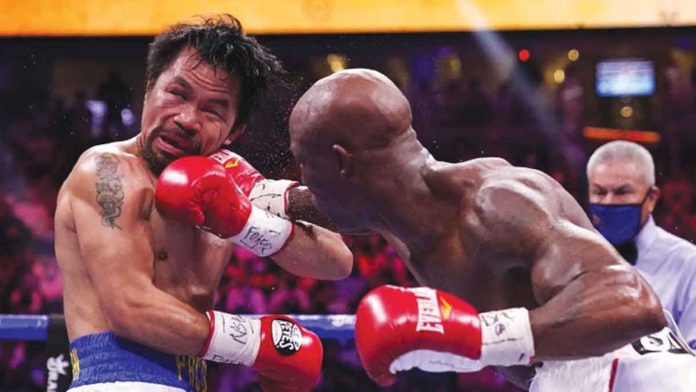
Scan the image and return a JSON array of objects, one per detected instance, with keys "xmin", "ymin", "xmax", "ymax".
[
  {"xmin": 468, "ymin": 157, "xmax": 512, "ymax": 169},
  {"xmin": 449, "ymin": 157, "xmax": 513, "ymax": 180},
  {"xmin": 73, "ymin": 144, "xmax": 141, "ymax": 177},
  {"xmin": 474, "ymin": 166, "xmax": 556, "ymax": 216},
  {"xmin": 466, "ymin": 179, "xmax": 552, "ymax": 243},
  {"xmin": 426, "ymin": 158, "xmax": 511, "ymax": 199},
  {"xmin": 427, "ymin": 158, "xmax": 557, "ymax": 196},
  {"xmin": 473, "ymin": 164, "xmax": 574, "ymax": 219},
  {"xmin": 66, "ymin": 144, "xmax": 149, "ymax": 190},
  {"xmin": 456, "ymin": 166, "xmax": 565, "ymax": 257},
  {"xmin": 61, "ymin": 144, "xmax": 154, "ymax": 220}
]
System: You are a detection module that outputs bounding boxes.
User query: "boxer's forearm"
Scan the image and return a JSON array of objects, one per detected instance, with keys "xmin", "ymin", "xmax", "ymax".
[
  {"xmin": 529, "ymin": 266, "xmax": 665, "ymax": 359},
  {"xmin": 105, "ymin": 286, "xmax": 209, "ymax": 356},
  {"xmin": 287, "ymin": 186, "xmax": 337, "ymax": 230},
  {"xmin": 272, "ymin": 220, "xmax": 353, "ymax": 280}
]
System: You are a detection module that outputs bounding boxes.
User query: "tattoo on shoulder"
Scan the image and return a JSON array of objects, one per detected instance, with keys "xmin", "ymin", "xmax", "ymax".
[{"xmin": 94, "ymin": 154, "xmax": 124, "ymax": 229}]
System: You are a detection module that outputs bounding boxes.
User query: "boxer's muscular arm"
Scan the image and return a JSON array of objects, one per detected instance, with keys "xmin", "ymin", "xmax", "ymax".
[
  {"xmin": 251, "ymin": 182, "xmax": 352, "ymax": 278},
  {"xmin": 277, "ymin": 186, "xmax": 353, "ymax": 279},
  {"xmin": 69, "ymin": 152, "xmax": 208, "ymax": 355},
  {"xmin": 206, "ymin": 151, "xmax": 351, "ymax": 277},
  {"xmin": 528, "ymin": 221, "xmax": 663, "ymax": 359},
  {"xmin": 286, "ymin": 185, "xmax": 338, "ymax": 230},
  {"xmin": 271, "ymin": 220, "xmax": 353, "ymax": 280},
  {"xmin": 479, "ymin": 177, "xmax": 664, "ymax": 360}
]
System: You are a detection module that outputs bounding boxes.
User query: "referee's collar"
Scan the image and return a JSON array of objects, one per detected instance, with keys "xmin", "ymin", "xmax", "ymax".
[{"xmin": 635, "ymin": 215, "xmax": 658, "ymax": 252}]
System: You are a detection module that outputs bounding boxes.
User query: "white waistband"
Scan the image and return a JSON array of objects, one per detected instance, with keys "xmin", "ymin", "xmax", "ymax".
[{"xmin": 69, "ymin": 382, "xmax": 187, "ymax": 392}]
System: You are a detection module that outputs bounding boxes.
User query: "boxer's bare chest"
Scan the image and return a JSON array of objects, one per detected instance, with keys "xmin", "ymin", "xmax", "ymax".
[
  {"xmin": 142, "ymin": 185, "xmax": 233, "ymax": 311},
  {"xmin": 395, "ymin": 231, "xmax": 538, "ymax": 312}
]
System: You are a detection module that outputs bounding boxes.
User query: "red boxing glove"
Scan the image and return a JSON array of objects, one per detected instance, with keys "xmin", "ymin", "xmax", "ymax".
[
  {"xmin": 156, "ymin": 156, "xmax": 293, "ymax": 257},
  {"xmin": 355, "ymin": 285, "xmax": 534, "ymax": 387},
  {"xmin": 199, "ymin": 312, "xmax": 322, "ymax": 392},
  {"xmin": 209, "ymin": 149, "xmax": 298, "ymax": 219},
  {"xmin": 253, "ymin": 315, "xmax": 323, "ymax": 392},
  {"xmin": 208, "ymin": 149, "xmax": 264, "ymax": 195}
]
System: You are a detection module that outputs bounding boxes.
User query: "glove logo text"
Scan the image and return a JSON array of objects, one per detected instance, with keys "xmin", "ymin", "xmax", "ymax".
[
  {"xmin": 410, "ymin": 287, "xmax": 445, "ymax": 334},
  {"xmin": 271, "ymin": 319, "xmax": 302, "ymax": 356}
]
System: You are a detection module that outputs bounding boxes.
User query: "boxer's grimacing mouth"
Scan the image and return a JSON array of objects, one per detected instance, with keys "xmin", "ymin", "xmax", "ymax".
[{"xmin": 158, "ymin": 133, "xmax": 198, "ymax": 155}]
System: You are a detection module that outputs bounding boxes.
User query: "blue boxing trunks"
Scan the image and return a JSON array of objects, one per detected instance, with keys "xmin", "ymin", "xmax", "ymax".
[{"xmin": 68, "ymin": 332, "xmax": 207, "ymax": 392}]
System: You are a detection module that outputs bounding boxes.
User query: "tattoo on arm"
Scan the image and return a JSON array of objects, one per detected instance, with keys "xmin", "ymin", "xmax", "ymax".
[{"xmin": 95, "ymin": 154, "xmax": 124, "ymax": 229}]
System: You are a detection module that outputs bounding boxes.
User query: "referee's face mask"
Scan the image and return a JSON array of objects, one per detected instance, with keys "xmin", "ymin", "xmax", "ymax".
[
  {"xmin": 589, "ymin": 190, "xmax": 653, "ymax": 245},
  {"xmin": 587, "ymin": 161, "xmax": 660, "ymax": 246}
]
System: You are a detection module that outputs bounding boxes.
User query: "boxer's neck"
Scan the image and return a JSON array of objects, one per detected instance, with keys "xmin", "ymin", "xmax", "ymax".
[
  {"xmin": 129, "ymin": 134, "xmax": 146, "ymax": 159},
  {"xmin": 124, "ymin": 135, "xmax": 160, "ymax": 181},
  {"xmin": 366, "ymin": 136, "xmax": 452, "ymax": 250}
]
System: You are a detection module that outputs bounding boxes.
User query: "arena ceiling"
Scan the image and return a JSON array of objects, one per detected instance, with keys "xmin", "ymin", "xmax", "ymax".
[{"xmin": 1, "ymin": 0, "xmax": 695, "ymax": 36}]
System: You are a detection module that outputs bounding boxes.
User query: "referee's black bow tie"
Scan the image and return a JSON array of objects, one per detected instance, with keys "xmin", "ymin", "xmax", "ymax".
[{"xmin": 615, "ymin": 241, "xmax": 638, "ymax": 265}]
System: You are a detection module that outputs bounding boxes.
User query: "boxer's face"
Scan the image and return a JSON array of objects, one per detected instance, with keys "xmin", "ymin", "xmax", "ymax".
[
  {"xmin": 588, "ymin": 161, "xmax": 659, "ymax": 225},
  {"xmin": 140, "ymin": 47, "xmax": 242, "ymax": 174},
  {"xmin": 290, "ymin": 141, "xmax": 368, "ymax": 233}
]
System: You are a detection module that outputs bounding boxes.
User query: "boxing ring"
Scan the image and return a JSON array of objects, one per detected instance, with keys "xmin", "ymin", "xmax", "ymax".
[
  {"xmin": 0, "ymin": 313, "xmax": 356, "ymax": 391},
  {"xmin": 0, "ymin": 313, "xmax": 356, "ymax": 341}
]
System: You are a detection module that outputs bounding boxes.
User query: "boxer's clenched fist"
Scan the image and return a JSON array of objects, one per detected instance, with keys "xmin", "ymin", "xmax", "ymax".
[
  {"xmin": 355, "ymin": 285, "xmax": 535, "ymax": 386},
  {"xmin": 155, "ymin": 156, "xmax": 293, "ymax": 257},
  {"xmin": 200, "ymin": 312, "xmax": 322, "ymax": 392},
  {"xmin": 209, "ymin": 149, "xmax": 298, "ymax": 219}
]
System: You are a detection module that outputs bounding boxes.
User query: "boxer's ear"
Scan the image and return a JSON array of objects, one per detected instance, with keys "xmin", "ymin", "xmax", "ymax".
[{"xmin": 333, "ymin": 144, "xmax": 353, "ymax": 178}]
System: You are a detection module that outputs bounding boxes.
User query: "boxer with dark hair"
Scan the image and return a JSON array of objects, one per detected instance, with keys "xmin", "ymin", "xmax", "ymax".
[
  {"xmin": 288, "ymin": 69, "xmax": 696, "ymax": 391},
  {"xmin": 55, "ymin": 15, "xmax": 351, "ymax": 392}
]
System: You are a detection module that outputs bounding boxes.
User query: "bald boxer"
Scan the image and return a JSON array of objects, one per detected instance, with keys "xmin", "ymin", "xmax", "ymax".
[
  {"xmin": 288, "ymin": 69, "xmax": 696, "ymax": 391},
  {"xmin": 55, "ymin": 16, "xmax": 351, "ymax": 392}
]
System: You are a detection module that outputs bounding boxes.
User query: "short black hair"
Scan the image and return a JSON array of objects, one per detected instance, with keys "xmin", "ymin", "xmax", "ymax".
[{"xmin": 146, "ymin": 14, "xmax": 285, "ymax": 129}]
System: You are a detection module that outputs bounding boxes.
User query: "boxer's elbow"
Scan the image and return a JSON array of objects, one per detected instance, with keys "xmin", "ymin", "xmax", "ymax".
[
  {"xmin": 308, "ymin": 230, "xmax": 353, "ymax": 280},
  {"xmin": 326, "ymin": 240, "xmax": 353, "ymax": 280},
  {"xmin": 615, "ymin": 269, "xmax": 665, "ymax": 335},
  {"xmin": 635, "ymin": 285, "xmax": 666, "ymax": 335},
  {"xmin": 321, "ymin": 235, "xmax": 353, "ymax": 280},
  {"xmin": 101, "ymin": 290, "xmax": 149, "ymax": 339}
]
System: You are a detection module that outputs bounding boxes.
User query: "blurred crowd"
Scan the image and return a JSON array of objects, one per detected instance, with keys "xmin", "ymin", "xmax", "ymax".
[{"xmin": 2, "ymin": 39, "xmax": 696, "ymax": 391}]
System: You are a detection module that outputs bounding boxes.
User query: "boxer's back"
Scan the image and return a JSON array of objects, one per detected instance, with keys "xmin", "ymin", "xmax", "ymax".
[
  {"xmin": 55, "ymin": 141, "xmax": 233, "ymax": 341},
  {"xmin": 400, "ymin": 157, "xmax": 594, "ymax": 312}
]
